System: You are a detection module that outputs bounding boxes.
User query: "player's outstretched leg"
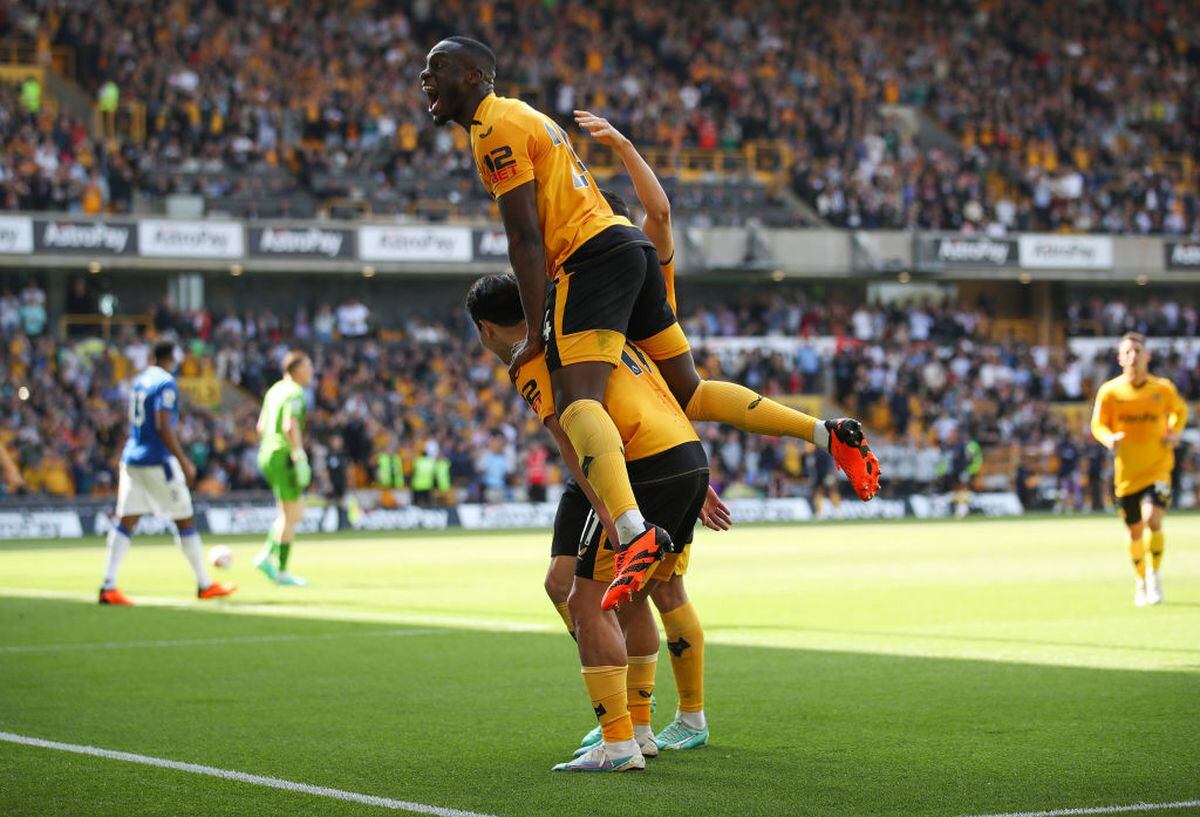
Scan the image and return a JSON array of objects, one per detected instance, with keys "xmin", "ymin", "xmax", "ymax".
[
  {"xmin": 98, "ymin": 517, "xmax": 137, "ymax": 606},
  {"xmin": 652, "ymin": 358, "xmax": 881, "ymax": 501}
]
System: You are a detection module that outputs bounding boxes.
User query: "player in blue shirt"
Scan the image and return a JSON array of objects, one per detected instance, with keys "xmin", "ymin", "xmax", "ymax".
[{"xmin": 99, "ymin": 340, "xmax": 236, "ymax": 605}]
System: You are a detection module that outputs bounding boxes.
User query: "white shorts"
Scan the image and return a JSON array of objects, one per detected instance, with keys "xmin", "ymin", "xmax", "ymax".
[{"xmin": 115, "ymin": 458, "xmax": 194, "ymax": 520}]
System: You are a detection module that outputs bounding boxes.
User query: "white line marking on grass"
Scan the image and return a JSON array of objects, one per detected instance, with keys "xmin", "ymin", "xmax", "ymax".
[
  {"xmin": 0, "ymin": 588, "xmax": 556, "ymax": 633},
  {"xmin": 0, "ymin": 628, "xmax": 437, "ymax": 654},
  {"xmin": 961, "ymin": 799, "xmax": 1200, "ymax": 817},
  {"xmin": 0, "ymin": 731, "xmax": 496, "ymax": 817}
]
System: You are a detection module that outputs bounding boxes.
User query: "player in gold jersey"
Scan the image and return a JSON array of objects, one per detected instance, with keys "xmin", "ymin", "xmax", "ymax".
[
  {"xmin": 467, "ymin": 272, "xmax": 723, "ymax": 771},
  {"xmin": 421, "ymin": 38, "xmax": 879, "ymax": 610},
  {"xmin": 1090, "ymin": 333, "xmax": 1189, "ymax": 606}
]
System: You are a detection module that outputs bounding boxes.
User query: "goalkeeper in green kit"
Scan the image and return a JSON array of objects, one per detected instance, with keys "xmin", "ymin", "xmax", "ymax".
[{"xmin": 255, "ymin": 350, "xmax": 314, "ymax": 586}]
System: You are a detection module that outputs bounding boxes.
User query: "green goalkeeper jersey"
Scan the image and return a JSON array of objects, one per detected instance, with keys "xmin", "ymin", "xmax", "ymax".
[{"xmin": 258, "ymin": 379, "xmax": 306, "ymax": 455}]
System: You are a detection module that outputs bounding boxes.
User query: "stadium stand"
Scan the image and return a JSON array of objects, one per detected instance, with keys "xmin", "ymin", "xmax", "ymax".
[
  {"xmin": 0, "ymin": 0, "xmax": 1195, "ymax": 231},
  {"xmin": 2, "ymin": 281, "xmax": 1197, "ymax": 510}
]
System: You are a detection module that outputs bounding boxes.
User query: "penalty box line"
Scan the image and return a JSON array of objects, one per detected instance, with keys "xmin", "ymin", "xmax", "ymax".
[
  {"xmin": 961, "ymin": 799, "xmax": 1200, "ymax": 817},
  {"xmin": 0, "ymin": 731, "xmax": 497, "ymax": 817}
]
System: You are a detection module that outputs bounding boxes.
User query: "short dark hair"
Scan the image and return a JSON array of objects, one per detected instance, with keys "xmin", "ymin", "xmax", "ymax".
[
  {"xmin": 1121, "ymin": 331, "xmax": 1146, "ymax": 345},
  {"xmin": 153, "ymin": 340, "xmax": 176, "ymax": 365},
  {"xmin": 443, "ymin": 36, "xmax": 496, "ymax": 84},
  {"xmin": 466, "ymin": 273, "xmax": 523, "ymax": 327},
  {"xmin": 600, "ymin": 188, "xmax": 631, "ymax": 220}
]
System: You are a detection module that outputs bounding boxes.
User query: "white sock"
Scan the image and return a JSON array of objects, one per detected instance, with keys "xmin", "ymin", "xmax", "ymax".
[
  {"xmin": 176, "ymin": 528, "xmax": 211, "ymax": 588},
  {"xmin": 604, "ymin": 736, "xmax": 640, "ymax": 754},
  {"xmin": 811, "ymin": 422, "xmax": 829, "ymax": 450},
  {"xmin": 634, "ymin": 724, "xmax": 655, "ymax": 742},
  {"xmin": 679, "ymin": 709, "xmax": 707, "ymax": 730},
  {"xmin": 102, "ymin": 528, "xmax": 132, "ymax": 589},
  {"xmin": 614, "ymin": 509, "xmax": 646, "ymax": 544}
]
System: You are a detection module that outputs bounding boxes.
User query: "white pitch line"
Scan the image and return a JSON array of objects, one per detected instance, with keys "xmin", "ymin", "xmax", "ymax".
[
  {"xmin": 961, "ymin": 800, "xmax": 1200, "ymax": 817},
  {"xmin": 0, "ymin": 627, "xmax": 437, "ymax": 654},
  {"xmin": 0, "ymin": 731, "xmax": 496, "ymax": 817}
]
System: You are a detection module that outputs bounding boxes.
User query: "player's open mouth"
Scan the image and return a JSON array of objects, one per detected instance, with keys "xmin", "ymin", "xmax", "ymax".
[{"xmin": 423, "ymin": 86, "xmax": 440, "ymax": 114}]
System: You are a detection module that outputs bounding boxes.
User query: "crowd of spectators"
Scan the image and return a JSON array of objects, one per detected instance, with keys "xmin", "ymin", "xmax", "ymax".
[
  {"xmin": 1067, "ymin": 295, "xmax": 1200, "ymax": 337},
  {"xmin": 0, "ymin": 0, "xmax": 1196, "ymax": 233},
  {"xmin": 2, "ymin": 283, "xmax": 1197, "ymax": 508}
]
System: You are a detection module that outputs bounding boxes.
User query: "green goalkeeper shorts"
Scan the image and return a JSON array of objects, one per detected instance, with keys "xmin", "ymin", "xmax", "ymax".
[{"xmin": 258, "ymin": 448, "xmax": 302, "ymax": 501}]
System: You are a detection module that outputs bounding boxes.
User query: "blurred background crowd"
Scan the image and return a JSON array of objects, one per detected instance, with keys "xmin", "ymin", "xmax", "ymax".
[
  {"xmin": 0, "ymin": 0, "xmax": 1196, "ymax": 231},
  {"xmin": 2, "ymin": 277, "xmax": 1197, "ymax": 510}
]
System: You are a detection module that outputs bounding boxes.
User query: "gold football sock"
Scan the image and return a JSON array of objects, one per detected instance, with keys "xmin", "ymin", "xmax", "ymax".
[
  {"xmin": 685, "ymin": 380, "xmax": 818, "ymax": 443},
  {"xmin": 582, "ymin": 665, "xmax": 633, "ymax": 743},
  {"xmin": 626, "ymin": 654, "xmax": 658, "ymax": 727},
  {"xmin": 1147, "ymin": 530, "xmax": 1165, "ymax": 572},
  {"xmin": 553, "ymin": 601, "xmax": 575, "ymax": 638},
  {"xmin": 661, "ymin": 602, "xmax": 705, "ymax": 713},
  {"xmin": 558, "ymin": 400, "xmax": 638, "ymax": 521},
  {"xmin": 1128, "ymin": 535, "xmax": 1146, "ymax": 580}
]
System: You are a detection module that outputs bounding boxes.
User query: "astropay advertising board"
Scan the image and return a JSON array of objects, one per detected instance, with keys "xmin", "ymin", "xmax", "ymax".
[
  {"xmin": 1018, "ymin": 235, "xmax": 1113, "ymax": 269},
  {"xmin": 359, "ymin": 226, "xmax": 472, "ymax": 262},
  {"xmin": 0, "ymin": 215, "xmax": 34, "ymax": 254},
  {"xmin": 138, "ymin": 220, "xmax": 244, "ymax": 258}
]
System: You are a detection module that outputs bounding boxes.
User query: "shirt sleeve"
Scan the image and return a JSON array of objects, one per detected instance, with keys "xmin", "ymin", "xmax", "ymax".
[
  {"xmin": 156, "ymin": 382, "xmax": 179, "ymax": 417},
  {"xmin": 516, "ymin": 357, "xmax": 556, "ymax": 425},
  {"xmin": 474, "ymin": 107, "xmax": 548, "ymax": 199},
  {"xmin": 284, "ymin": 393, "xmax": 305, "ymax": 419}
]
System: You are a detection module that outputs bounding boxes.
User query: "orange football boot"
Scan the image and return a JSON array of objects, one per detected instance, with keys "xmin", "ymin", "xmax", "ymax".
[
  {"xmin": 825, "ymin": 418, "xmax": 881, "ymax": 501},
  {"xmin": 601, "ymin": 524, "xmax": 672, "ymax": 611},
  {"xmin": 197, "ymin": 581, "xmax": 237, "ymax": 600},
  {"xmin": 98, "ymin": 587, "xmax": 134, "ymax": 606}
]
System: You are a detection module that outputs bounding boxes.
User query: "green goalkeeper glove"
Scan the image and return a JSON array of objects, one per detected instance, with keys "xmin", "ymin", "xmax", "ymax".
[{"xmin": 291, "ymin": 449, "xmax": 312, "ymax": 489}]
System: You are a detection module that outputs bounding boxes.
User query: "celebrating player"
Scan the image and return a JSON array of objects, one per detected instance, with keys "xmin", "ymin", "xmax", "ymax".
[
  {"xmin": 98, "ymin": 341, "xmax": 236, "ymax": 605},
  {"xmin": 468, "ymin": 273, "xmax": 718, "ymax": 770},
  {"xmin": 422, "ymin": 39, "xmax": 880, "ymax": 610},
  {"xmin": 255, "ymin": 350, "xmax": 314, "ymax": 587},
  {"xmin": 1090, "ymin": 333, "xmax": 1188, "ymax": 606}
]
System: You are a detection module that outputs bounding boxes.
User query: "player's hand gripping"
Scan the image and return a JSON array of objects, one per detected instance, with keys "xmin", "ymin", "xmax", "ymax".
[
  {"xmin": 181, "ymin": 458, "xmax": 198, "ymax": 487},
  {"xmin": 508, "ymin": 333, "xmax": 545, "ymax": 383},
  {"xmin": 573, "ymin": 110, "xmax": 630, "ymax": 150},
  {"xmin": 699, "ymin": 485, "xmax": 732, "ymax": 531}
]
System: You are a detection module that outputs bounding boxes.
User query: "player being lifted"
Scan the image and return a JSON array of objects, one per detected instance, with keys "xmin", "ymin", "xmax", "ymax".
[
  {"xmin": 468, "ymin": 272, "xmax": 719, "ymax": 770},
  {"xmin": 255, "ymin": 350, "xmax": 314, "ymax": 587},
  {"xmin": 98, "ymin": 341, "xmax": 237, "ymax": 605},
  {"xmin": 1090, "ymin": 333, "xmax": 1188, "ymax": 606},
  {"xmin": 421, "ymin": 37, "xmax": 880, "ymax": 608}
]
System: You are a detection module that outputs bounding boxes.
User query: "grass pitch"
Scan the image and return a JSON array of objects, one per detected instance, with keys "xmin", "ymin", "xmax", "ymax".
[{"xmin": 1, "ymin": 515, "xmax": 1198, "ymax": 817}]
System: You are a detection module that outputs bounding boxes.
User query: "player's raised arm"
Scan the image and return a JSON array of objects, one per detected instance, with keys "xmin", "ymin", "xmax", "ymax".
[
  {"xmin": 574, "ymin": 110, "xmax": 673, "ymax": 261},
  {"xmin": 496, "ymin": 181, "xmax": 548, "ymax": 380}
]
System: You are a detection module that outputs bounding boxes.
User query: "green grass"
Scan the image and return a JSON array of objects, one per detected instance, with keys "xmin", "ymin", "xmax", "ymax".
[{"xmin": 1, "ymin": 515, "xmax": 1198, "ymax": 817}]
